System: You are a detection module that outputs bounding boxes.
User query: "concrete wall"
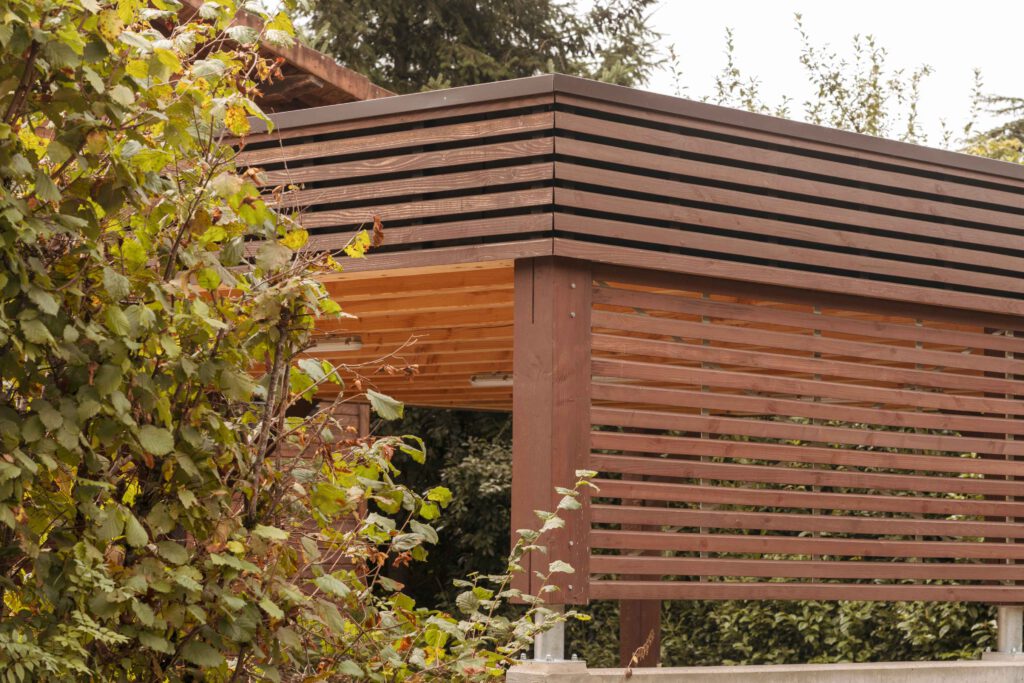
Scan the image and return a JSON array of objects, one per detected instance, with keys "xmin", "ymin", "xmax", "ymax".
[{"xmin": 507, "ymin": 660, "xmax": 1024, "ymax": 683}]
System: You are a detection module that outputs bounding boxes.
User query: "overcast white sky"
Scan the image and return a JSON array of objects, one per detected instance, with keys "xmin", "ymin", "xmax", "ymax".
[{"xmin": 643, "ymin": 1, "xmax": 1022, "ymax": 144}]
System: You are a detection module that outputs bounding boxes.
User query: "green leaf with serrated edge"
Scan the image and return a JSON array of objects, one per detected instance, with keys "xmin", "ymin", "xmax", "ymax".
[
  {"xmin": 181, "ymin": 641, "xmax": 224, "ymax": 668},
  {"xmin": 131, "ymin": 600, "xmax": 155, "ymax": 626},
  {"xmin": 259, "ymin": 596, "xmax": 284, "ymax": 619},
  {"xmin": 21, "ymin": 318, "xmax": 52, "ymax": 344},
  {"xmin": 409, "ymin": 519, "xmax": 438, "ymax": 545},
  {"xmin": 196, "ymin": 267, "xmax": 220, "ymax": 291},
  {"xmin": 156, "ymin": 541, "xmax": 188, "ymax": 565},
  {"xmin": 547, "ymin": 560, "xmax": 575, "ymax": 574},
  {"xmin": 138, "ymin": 632, "xmax": 174, "ymax": 654},
  {"xmin": 366, "ymin": 389, "xmax": 403, "ymax": 420},
  {"xmin": 138, "ymin": 425, "xmax": 174, "ymax": 455},
  {"xmin": 124, "ymin": 512, "xmax": 148, "ymax": 547},
  {"xmin": 252, "ymin": 524, "xmax": 288, "ymax": 540},
  {"xmin": 26, "ymin": 287, "xmax": 59, "ymax": 315},
  {"xmin": 426, "ymin": 486, "xmax": 452, "ymax": 506},
  {"xmin": 313, "ymin": 574, "xmax": 350, "ymax": 598},
  {"xmin": 103, "ymin": 267, "xmax": 130, "ymax": 299},
  {"xmin": 335, "ymin": 662, "xmax": 363, "ymax": 677}
]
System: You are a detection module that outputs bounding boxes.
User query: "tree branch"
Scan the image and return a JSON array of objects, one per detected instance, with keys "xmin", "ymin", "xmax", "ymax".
[{"xmin": 3, "ymin": 41, "xmax": 41, "ymax": 125}]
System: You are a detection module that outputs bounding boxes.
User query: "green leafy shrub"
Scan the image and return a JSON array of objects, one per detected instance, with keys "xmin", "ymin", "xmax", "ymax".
[
  {"xmin": 567, "ymin": 600, "xmax": 994, "ymax": 667},
  {"xmin": 0, "ymin": 0, "xmax": 583, "ymax": 677}
]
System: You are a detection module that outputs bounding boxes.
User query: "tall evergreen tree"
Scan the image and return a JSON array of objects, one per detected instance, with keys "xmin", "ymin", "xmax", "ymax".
[{"xmin": 299, "ymin": 0, "xmax": 662, "ymax": 93}]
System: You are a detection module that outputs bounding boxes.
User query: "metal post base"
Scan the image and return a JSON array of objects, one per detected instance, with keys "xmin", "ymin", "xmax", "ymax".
[
  {"xmin": 533, "ymin": 606, "xmax": 566, "ymax": 662},
  {"xmin": 998, "ymin": 606, "xmax": 1023, "ymax": 655},
  {"xmin": 983, "ymin": 606, "xmax": 1024, "ymax": 660}
]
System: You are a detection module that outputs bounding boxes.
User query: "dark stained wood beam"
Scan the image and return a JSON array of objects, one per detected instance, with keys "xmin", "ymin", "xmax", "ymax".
[
  {"xmin": 619, "ymin": 601, "xmax": 660, "ymax": 668},
  {"xmin": 511, "ymin": 257, "xmax": 591, "ymax": 604}
]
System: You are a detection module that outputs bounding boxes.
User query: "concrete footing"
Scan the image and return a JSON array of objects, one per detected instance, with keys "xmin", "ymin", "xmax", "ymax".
[{"xmin": 507, "ymin": 660, "xmax": 1024, "ymax": 682}]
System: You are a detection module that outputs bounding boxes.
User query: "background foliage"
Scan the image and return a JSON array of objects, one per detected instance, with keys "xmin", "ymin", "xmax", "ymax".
[
  {"xmin": 567, "ymin": 599, "xmax": 995, "ymax": 667},
  {"xmin": 298, "ymin": 0, "xmax": 662, "ymax": 93}
]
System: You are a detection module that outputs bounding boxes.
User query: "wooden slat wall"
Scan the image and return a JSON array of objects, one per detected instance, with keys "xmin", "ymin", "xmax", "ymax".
[
  {"xmin": 246, "ymin": 77, "xmax": 1024, "ymax": 319},
  {"xmin": 552, "ymin": 92, "xmax": 1024, "ymax": 318},
  {"xmin": 238, "ymin": 94, "xmax": 555, "ymax": 260},
  {"xmin": 588, "ymin": 268, "xmax": 1024, "ymax": 602}
]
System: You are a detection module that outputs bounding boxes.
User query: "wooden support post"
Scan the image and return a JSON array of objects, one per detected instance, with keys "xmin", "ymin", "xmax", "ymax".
[
  {"xmin": 619, "ymin": 600, "xmax": 661, "ymax": 668},
  {"xmin": 511, "ymin": 257, "xmax": 591, "ymax": 604},
  {"xmin": 619, "ymin": 473, "xmax": 661, "ymax": 667}
]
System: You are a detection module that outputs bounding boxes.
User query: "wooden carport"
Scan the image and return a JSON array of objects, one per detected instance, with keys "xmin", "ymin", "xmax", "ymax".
[{"xmin": 241, "ymin": 74, "xmax": 1024, "ymax": 665}]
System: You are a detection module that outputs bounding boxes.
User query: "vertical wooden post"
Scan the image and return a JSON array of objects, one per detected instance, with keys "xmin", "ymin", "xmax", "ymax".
[
  {"xmin": 619, "ymin": 600, "xmax": 661, "ymax": 667},
  {"xmin": 511, "ymin": 257, "xmax": 591, "ymax": 605},
  {"xmin": 619, "ymin": 472, "xmax": 661, "ymax": 666}
]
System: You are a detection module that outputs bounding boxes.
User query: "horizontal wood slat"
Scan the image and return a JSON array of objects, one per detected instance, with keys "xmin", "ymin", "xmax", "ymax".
[
  {"xmin": 553, "ymin": 105, "xmax": 1024, "ymax": 209},
  {"xmin": 591, "ymin": 263, "xmax": 1024, "ymax": 332},
  {"xmin": 590, "ymin": 452, "xmax": 1024, "ymax": 497},
  {"xmin": 592, "ymin": 285, "xmax": 1024, "ymax": 354},
  {"xmin": 590, "ymin": 581, "xmax": 1024, "ymax": 603},
  {"xmin": 241, "ymin": 112, "xmax": 554, "ymax": 166},
  {"xmin": 591, "ymin": 381, "xmax": 1024, "ymax": 436},
  {"xmin": 592, "ymin": 308, "xmax": 1024, "ymax": 377},
  {"xmin": 592, "ymin": 505, "xmax": 1024, "ymax": 541},
  {"xmin": 557, "ymin": 239, "xmax": 1024, "ymax": 317},
  {"xmin": 591, "ymin": 332, "xmax": 1024, "ymax": 398},
  {"xmin": 261, "ymin": 138, "xmax": 553, "ymax": 187},
  {"xmin": 591, "ymin": 353, "xmax": 1024, "ymax": 418},
  {"xmin": 299, "ymin": 187, "xmax": 552, "ymax": 231},
  {"xmin": 275, "ymin": 163, "xmax": 552, "ymax": 210},
  {"xmin": 247, "ymin": 92, "xmax": 555, "ymax": 145},
  {"xmin": 589, "ymin": 271, "xmax": 1024, "ymax": 602},
  {"xmin": 590, "ymin": 556, "xmax": 1024, "ymax": 581},
  {"xmin": 591, "ymin": 529, "xmax": 1024, "ymax": 560},
  {"xmin": 593, "ymin": 478, "xmax": 1024, "ymax": 518},
  {"xmin": 591, "ymin": 405, "xmax": 1024, "ymax": 456},
  {"xmin": 589, "ymin": 431, "xmax": 1024, "ymax": 478}
]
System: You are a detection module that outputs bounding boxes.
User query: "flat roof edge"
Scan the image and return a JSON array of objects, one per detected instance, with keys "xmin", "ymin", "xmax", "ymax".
[
  {"xmin": 253, "ymin": 75, "xmax": 558, "ymax": 133},
  {"xmin": 549, "ymin": 74, "xmax": 1024, "ymax": 184},
  {"xmin": 257, "ymin": 73, "xmax": 1024, "ymax": 184}
]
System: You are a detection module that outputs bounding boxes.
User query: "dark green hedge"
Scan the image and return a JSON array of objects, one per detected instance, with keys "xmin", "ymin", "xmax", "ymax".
[{"xmin": 567, "ymin": 599, "xmax": 994, "ymax": 667}]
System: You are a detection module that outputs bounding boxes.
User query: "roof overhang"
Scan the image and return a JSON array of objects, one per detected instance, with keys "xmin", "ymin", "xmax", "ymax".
[{"xmin": 176, "ymin": 0, "xmax": 392, "ymax": 110}]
